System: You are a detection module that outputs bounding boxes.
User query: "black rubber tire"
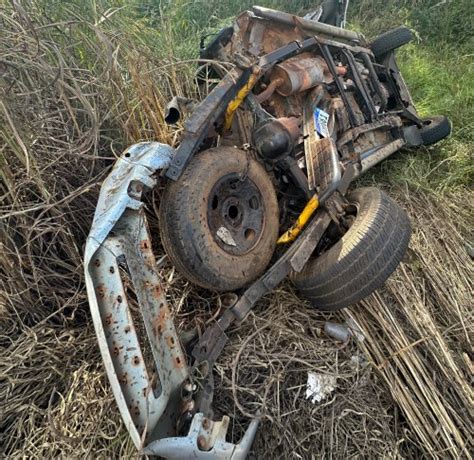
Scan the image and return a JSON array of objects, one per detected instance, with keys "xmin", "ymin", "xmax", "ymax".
[
  {"xmin": 291, "ymin": 187, "xmax": 411, "ymax": 311},
  {"xmin": 320, "ymin": 0, "xmax": 338, "ymax": 26},
  {"xmin": 371, "ymin": 26, "xmax": 413, "ymax": 57},
  {"xmin": 159, "ymin": 147, "xmax": 279, "ymax": 292},
  {"xmin": 419, "ymin": 115, "xmax": 451, "ymax": 145}
]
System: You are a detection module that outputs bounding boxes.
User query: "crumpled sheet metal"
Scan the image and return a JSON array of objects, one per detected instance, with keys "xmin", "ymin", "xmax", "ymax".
[
  {"xmin": 85, "ymin": 142, "xmax": 173, "ymax": 253},
  {"xmin": 84, "ymin": 142, "xmax": 258, "ymax": 458},
  {"xmin": 84, "ymin": 142, "xmax": 188, "ymax": 447}
]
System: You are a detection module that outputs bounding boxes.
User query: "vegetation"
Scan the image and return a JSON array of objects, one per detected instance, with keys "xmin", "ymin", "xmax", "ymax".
[{"xmin": 1, "ymin": 0, "xmax": 472, "ymax": 458}]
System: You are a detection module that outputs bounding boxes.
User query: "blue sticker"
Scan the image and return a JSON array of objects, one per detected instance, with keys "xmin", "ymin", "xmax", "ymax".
[{"xmin": 313, "ymin": 108, "xmax": 330, "ymax": 138}]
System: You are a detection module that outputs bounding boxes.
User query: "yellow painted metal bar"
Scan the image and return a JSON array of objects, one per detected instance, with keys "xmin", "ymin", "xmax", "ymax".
[
  {"xmin": 277, "ymin": 195, "xmax": 320, "ymax": 244},
  {"xmin": 223, "ymin": 73, "xmax": 258, "ymax": 131}
]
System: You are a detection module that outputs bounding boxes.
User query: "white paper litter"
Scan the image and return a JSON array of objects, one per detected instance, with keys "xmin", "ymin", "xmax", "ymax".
[{"xmin": 305, "ymin": 372, "xmax": 337, "ymax": 404}]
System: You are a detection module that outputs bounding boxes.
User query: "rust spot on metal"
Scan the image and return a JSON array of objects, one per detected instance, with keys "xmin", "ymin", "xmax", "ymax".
[
  {"xmin": 129, "ymin": 181, "xmax": 143, "ymax": 195},
  {"xmin": 94, "ymin": 259, "xmax": 100, "ymax": 267},
  {"xmin": 104, "ymin": 314, "xmax": 113, "ymax": 326},
  {"xmin": 132, "ymin": 355, "xmax": 140, "ymax": 366},
  {"xmin": 133, "ymin": 405, "xmax": 140, "ymax": 417},
  {"xmin": 175, "ymin": 356, "xmax": 183, "ymax": 368},
  {"xmin": 113, "ymin": 346, "xmax": 120, "ymax": 357},
  {"xmin": 140, "ymin": 240, "xmax": 149, "ymax": 250},
  {"xmin": 166, "ymin": 335, "xmax": 176, "ymax": 348},
  {"xmin": 197, "ymin": 435, "xmax": 210, "ymax": 451},
  {"xmin": 124, "ymin": 325, "xmax": 131, "ymax": 334},
  {"xmin": 202, "ymin": 418, "xmax": 211, "ymax": 430},
  {"xmin": 152, "ymin": 308, "xmax": 168, "ymax": 337},
  {"xmin": 120, "ymin": 373, "xmax": 128, "ymax": 385},
  {"xmin": 152, "ymin": 320, "xmax": 162, "ymax": 337},
  {"xmin": 96, "ymin": 284, "xmax": 106, "ymax": 299},
  {"xmin": 180, "ymin": 398, "xmax": 195, "ymax": 413}
]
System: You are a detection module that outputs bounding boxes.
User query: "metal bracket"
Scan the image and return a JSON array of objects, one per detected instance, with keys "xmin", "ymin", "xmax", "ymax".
[
  {"xmin": 143, "ymin": 414, "xmax": 259, "ymax": 459},
  {"xmin": 84, "ymin": 142, "xmax": 258, "ymax": 458}
]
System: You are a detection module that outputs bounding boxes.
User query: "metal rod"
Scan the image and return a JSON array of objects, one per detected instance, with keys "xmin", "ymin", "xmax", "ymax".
[
  {"xmin": 360, "ymin": 52, "xmax": 387, "ymax": 111},
  {"xmin": 252, "ymin": 6, "xmax": 363, "ymax": 43},
  {"xmin": 320, "ymin": 44, "xmax": 358, "ymax": 127},
  {"xmin": 342, "ymin": 49, "xmax": 378, "ymax": 121},
  {"xmin": 359, "ymin": 138, "xmax": 405, "ymax": 174}
]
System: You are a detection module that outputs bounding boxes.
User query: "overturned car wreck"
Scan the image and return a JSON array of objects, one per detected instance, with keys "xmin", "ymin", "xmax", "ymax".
[{"xmin": 84, "ymin": 4, "xmax": 451, "ymax": 459}]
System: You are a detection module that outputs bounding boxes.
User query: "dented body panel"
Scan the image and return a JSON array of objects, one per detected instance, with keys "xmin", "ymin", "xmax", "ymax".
[
  {"xmin": 85, "ymin": 142, "xmax": 259, "ymax": 457},
  {"xmin": 84, "ymin": 142, "xmax": 187, "ymax": 446}
]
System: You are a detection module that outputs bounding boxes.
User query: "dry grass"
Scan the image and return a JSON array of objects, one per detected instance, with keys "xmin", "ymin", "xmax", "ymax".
[
  {"xmin": 346, "ymin": 191, "xmax": 473, "ymax": 458},
  {"xmin": 1, "ymin": 2, "xmax": 472, "ymax": 459}
]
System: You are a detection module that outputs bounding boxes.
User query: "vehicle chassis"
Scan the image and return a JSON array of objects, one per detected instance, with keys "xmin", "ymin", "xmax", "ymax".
[{"xmin": 84, "ymin": 6, "xmax": 425, "ymax": 459}]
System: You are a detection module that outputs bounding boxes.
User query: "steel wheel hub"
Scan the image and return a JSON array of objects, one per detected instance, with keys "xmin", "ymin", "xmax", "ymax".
[{"xmin": 207, "ymin": 173, "xmax": 265, "ymax": 255}]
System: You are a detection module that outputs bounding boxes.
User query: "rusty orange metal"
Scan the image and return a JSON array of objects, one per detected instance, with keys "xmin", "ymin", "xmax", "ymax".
[
  {"xmin": 270, "ymin": 56, "xmax": 329, "ymax": 96},
  {"xmin": 96, "ymin": 284, "xmax": 106, "ymax": 299}
]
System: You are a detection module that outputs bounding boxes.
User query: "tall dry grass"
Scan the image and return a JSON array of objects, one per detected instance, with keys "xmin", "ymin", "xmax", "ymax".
[
  {"xmin": 346, "ymin": 191, "xmax": 473, "ymax": 458},
  {"xmin": 0, "ymin": 2, "xmax": 190, "ymax": 455}
]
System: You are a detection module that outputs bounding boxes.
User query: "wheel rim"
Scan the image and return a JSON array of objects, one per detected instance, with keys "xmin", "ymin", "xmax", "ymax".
[
  {"xmin": 207, "ymin": 173, "xmax": 265, "ymax": 255},
  {"xmin": 314, "ymin": 202, "xmax": 357, "ymax": 256}
]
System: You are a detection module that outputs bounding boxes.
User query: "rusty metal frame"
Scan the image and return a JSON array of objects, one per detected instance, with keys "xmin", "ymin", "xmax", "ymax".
[
  {"xmin": 84, "ymin": 142, "xmax": 258, "ymax": 458},
  {"xmin": 250, "ymin": 5, "xmax": 364, "ymax": 43},
  {"xmin": 166, "ymin": 36, "xmax": 322, "ymax": 182}
]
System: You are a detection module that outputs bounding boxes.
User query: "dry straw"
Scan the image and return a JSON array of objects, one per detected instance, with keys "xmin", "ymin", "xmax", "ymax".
[{"xmin": 1, "ymin": 2, "xmax": 472, "ymax": 458}]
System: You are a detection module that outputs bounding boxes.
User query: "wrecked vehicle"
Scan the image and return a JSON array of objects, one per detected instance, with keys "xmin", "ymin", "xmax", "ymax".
[{"xmin": 84, "ymin": 3, "xmax": 451, "ymax": 459}]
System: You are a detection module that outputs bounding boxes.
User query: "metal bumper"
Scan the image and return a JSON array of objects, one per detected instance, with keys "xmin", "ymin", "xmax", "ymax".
[{"xmin": 84, "ymin": 142, "xmax": 257, "ymax": 458}]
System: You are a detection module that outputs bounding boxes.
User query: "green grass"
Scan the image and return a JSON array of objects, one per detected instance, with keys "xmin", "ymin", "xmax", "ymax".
[
  {"xmin": 347, "ymin": 0, "xmax": 474, "ymax": 191},
  {"xmin": 393, "ymin": 44, "xmax": 473, "ymax": 190},
  {"xmin": 362, "ymin": 42, "xmax": 474, "ymax": 192}
]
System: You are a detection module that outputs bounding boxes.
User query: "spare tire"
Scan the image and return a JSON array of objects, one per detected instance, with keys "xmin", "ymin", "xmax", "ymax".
[
  {"xmin": 291, "ymin": 187, "xmax": 411, "ymax": 311},
  {"xmin": 371, "ymin": 26, "xmax": 413, "ymax": 57},
  {"xmin": 320, "ymin": 0, "xmax": 339, "ymax": 26},
  {"xmin": 419, "ymin": 115, "xmax": 451, "ymax": 145},
  {"xmin": 159, "ymin": 147, "xmax": 279, "ymax": 292}
]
